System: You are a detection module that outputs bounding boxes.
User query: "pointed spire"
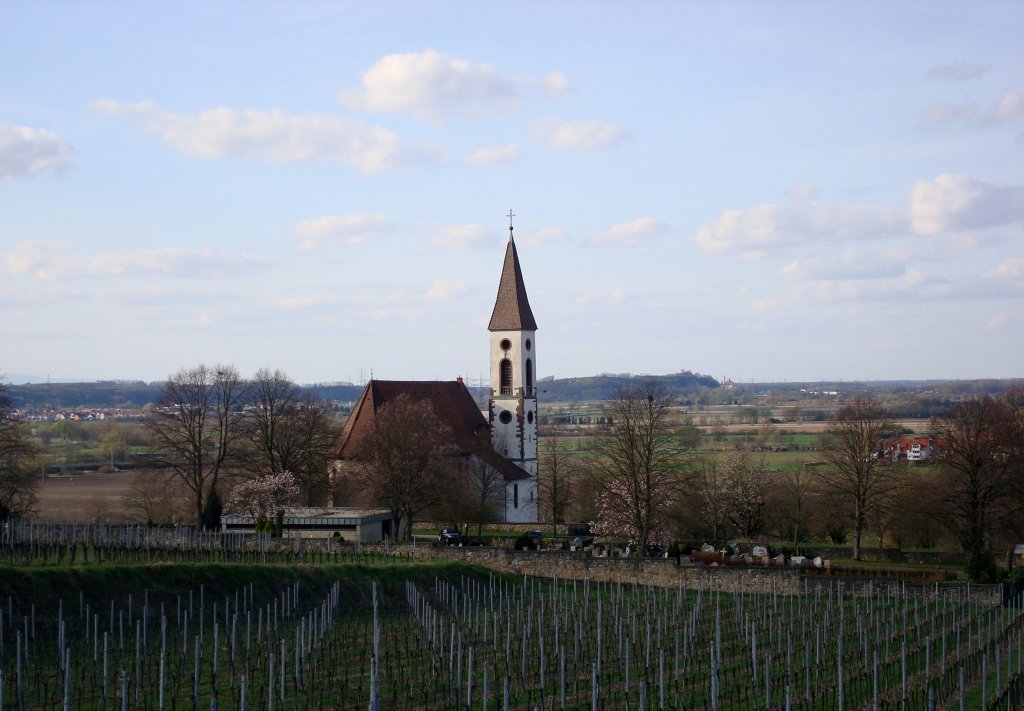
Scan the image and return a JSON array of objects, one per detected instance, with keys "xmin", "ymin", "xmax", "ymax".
[{"xmin": 488, "ymin": 211, "xmax": 537, "ymax": 331}]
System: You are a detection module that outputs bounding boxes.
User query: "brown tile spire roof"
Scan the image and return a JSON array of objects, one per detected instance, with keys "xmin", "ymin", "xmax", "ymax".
[{"xmin": 488, "ymin": 227, "xmax": 538, "ymax": 332}]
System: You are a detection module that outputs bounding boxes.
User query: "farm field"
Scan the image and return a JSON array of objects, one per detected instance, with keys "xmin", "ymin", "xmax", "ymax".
[
  {"xmin": 0, "ymin": 556, "xmax": 1020, "ymax": 710},
  {"xmin": 34, "ymin": 471, "xmax": 139, "ymax": 523}
]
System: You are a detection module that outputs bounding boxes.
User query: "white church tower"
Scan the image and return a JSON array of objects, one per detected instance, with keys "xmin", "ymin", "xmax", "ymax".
[{"xmin": 488, "ymin": 212, "xmax": 539, "ymax": 522}]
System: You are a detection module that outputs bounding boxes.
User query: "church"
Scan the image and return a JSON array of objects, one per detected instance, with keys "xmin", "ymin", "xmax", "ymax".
[{"xmin": 334, "ymin": 217, "xmax": 540, "ymax": 523}]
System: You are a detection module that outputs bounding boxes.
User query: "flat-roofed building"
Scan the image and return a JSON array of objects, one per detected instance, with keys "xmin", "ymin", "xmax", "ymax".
[{"xmin": 221, "ymin": 507, "xmax": 393, "ymax": 542}]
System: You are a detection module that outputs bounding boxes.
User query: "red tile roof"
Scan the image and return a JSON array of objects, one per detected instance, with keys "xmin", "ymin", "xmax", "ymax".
[{"xmin": 335, "ymin": 379, "xmax": 530, "ymax": 482}]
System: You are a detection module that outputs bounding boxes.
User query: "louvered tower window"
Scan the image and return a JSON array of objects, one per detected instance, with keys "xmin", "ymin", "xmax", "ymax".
[{"xmin": 500, "ymin": 358, "xmax": 513, "ymax": 395}]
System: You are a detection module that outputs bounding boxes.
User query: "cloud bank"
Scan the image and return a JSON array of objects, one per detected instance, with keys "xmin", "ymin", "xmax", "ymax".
[
  {"xmin": 0, "ymin": 123, "xmax": 73, "ymax": 179},
  {"xmin": 90, "ymin": 100, "xmax": 411, "ymax": 173}
]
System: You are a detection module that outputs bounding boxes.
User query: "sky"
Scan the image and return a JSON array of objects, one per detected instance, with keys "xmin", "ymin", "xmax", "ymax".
[{"xmin": 1, "ymin": 2, "xmax": 1022, "ymax": 386}]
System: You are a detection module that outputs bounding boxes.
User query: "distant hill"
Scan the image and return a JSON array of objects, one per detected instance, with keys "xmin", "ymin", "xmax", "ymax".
[
  {"xmin": 536, "ymin": 371, "xmax": 720, "ymax": 403},
  {"xmin": 4, "ymin": 372, "xmax": 720, "ymax": 410}
]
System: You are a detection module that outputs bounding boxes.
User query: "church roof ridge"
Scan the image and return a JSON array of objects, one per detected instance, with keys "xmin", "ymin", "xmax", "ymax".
[{"xmin": 488, "ymin": 221, "xmax": 537, "ymax": 332}]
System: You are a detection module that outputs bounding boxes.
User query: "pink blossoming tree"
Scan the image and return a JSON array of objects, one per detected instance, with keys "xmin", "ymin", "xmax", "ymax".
[{"xmin": 225, "ymin": 470, "xmax": 300, "ymax": 534}]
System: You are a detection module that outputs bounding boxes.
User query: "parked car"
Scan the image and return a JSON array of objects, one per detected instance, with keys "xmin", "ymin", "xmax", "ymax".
[{"xmin": 437, "ymin": 528, "xmax": 461, "ymax": 545}]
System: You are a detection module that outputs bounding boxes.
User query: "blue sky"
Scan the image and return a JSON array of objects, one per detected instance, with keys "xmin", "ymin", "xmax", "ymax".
[{"xmin": 1, "ymin": 2, "xmax": 1022, "ymax": 385}]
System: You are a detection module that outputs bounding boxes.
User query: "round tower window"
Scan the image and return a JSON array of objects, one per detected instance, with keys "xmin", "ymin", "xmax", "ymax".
[
  {"xmin": 499, "ymin": 411, "xmax": 513, "ymax": 424},
  {"xmin": 499, "ymin": 338, "xmax": 512, "ymax": 351},
  {"xmin": 525, "ymin": 338, "xmax": 532, "ymax": 351}
]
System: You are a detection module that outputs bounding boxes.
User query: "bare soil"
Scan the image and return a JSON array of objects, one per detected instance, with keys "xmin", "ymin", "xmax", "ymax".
[{"xmin": 33, "ymin": 471, "xmax": 137, "ymax": 522}]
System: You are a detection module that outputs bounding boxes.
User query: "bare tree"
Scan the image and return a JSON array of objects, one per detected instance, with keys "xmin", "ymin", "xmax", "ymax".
[
  {"xmin": 695, "ymin": 459, "xmax": 731, "ymax": 543},
  {"xmin": 245, "ymin": 369, "xmax": 340, "ymax": 505},
  {"xmin": 719, "ymin": 451, "xmax": 770, "ymax": 540},
  {"xmin": 591, "ymin": 383, "xmax": 689, "ymax": 552},
  {"xmin": 538, "ymin": 427, "xmax": 577, "ymax": 536},
  {"xmin": 818, "ymin": 396, "xmax": 896, "ymax": 560},
  {"xmin": 931, "ymin": 392, "xmax": 1024, "ymax": 581},
  {"xmin": 127, "ymin": 470, "xmax": 185, "ymax": 525},
  {"xmin": 0, "ymin": 381, "xmax": 38, "ymax": 520},
  {"xmin": 768, "ymin": 463, "xmax": 816, "ymax": 549},
  {"xmin": 354, "ymin": 394, "xmax": 457, "ymax": 540},
  {"xmin": 455, "ymin": 434, "xmax": 508, "ymax": 535},
  {"xmin": 144, "ymin": 364, "xmax": 246, "ymax": 527}
]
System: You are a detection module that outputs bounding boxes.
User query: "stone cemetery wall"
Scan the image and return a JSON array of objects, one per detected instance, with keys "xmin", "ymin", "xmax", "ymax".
[{"xmin": 410, "ymin": 546, "xmax": 802, "ymax": 594}]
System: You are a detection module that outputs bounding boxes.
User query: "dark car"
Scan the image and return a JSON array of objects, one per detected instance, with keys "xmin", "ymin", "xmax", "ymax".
[{"xmin": 438, "ymin": 528, "xmax": 461, "ymax": 545}]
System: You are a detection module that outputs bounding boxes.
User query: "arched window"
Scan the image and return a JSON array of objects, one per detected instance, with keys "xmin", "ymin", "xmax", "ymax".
[
  {"xmin": 525, "ymin": 358, "xmax": 533, "ymax": 395},
  {"xmin": 500, "ymin": 358, "xmax": 513, "ymax": 395}
]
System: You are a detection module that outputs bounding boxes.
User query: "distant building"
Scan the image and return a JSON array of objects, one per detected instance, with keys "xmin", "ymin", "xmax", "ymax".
[{"xmin": 221, "ymin": 507, "xmax": 393, "ymax": 541}]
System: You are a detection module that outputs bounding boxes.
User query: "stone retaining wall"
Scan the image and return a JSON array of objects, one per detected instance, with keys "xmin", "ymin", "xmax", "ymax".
[{"xmin": 410, "ymin": 546, "xmax": 801, "ymax": 595}]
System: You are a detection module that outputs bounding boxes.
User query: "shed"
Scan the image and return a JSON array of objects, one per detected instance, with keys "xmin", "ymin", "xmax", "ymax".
[{"xmin": 221, "ymin": 507, "xmax": 393, "ymax": 542}]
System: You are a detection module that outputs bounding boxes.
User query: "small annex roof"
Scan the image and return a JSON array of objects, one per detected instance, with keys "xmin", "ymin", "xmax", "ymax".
[{"xmin": 488, "ymin": 229, "xmax": 537, "ymax": 332}]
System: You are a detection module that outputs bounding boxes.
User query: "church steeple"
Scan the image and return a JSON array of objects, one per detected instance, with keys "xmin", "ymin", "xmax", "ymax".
[
  {"xmin": 488, "ymin": 213, "xmax": 538, "ymax": 331},
  {"xmin": 488, "ymin": 209, "xmax": 539, "ymax": 523}
]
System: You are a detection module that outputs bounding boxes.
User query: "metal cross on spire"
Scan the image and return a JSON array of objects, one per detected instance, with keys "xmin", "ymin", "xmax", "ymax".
[{"xmin": 507, "ymin": 209, "xmax": 515, "ymax": 240}]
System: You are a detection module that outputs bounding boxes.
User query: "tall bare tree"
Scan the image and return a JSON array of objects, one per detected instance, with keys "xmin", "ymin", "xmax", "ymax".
[
  {"xmin": 144, "ymin": 364, "xmax": 246, "ymax": 527},
  {"xmin": 0, "ymin": 381, "xmax": 38, "ymax": 520},
  {"xmin": 591, "ymin": 383, "xmax": 689, "ymax": 552},
  {"xmin": 768, "ymin": 463, "xmax": 816, "ymax": 549},
  {"xmin": 719, "ymin": 451, "xmax": 771, "ymax": 540},
  {"xmin": 451, "ymin": 433, "xmax": 508, "ymax": 535},
  {"xmin": 931, "ymin": 391, "xmax": 1024, "ymax": 581},
  {"xmin": 695, "ymin": 459, "xmax": 731, "ymax": 543},
  {"xmin": 245, "ymin": 369, "xmax": 340, "ymax": 505},
  {"xmin": 818, "ymin": 396, "xmax": 896, "ymax": 560},
  {"xmin": 538, "ymin": 427, "xmax": 576, "ymax": 536},
  {"xmin": 354, "ymin": 394, "xmax": 457, "ymax": 540}
]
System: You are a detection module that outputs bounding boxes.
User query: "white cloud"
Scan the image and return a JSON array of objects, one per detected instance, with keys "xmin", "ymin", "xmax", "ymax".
[
  {"xmin": 609, "ymin": 288, "xmax": 625, "ymax": 303},
  {"xmin": 781, "ymin": 253, "xmax": 906, "ymax": 282},
  {"xmin": 425, "ymin": 278, "xmax": 467, "ymax": 301},
  {"xmin": 90, "ymin": 100, "xmax": 412, "ymax": 173},
  {"xmin": 293, "ymin": 213, "xmax": 394, "ymax": 250},
  {"xmin": 464, "ymin": 144, "xmax": 520, "ymax": 166},
  {"xmin": 985, "ymin": 314, "xmax": 1008, "ymax": 329},
  {"xmin": 991, "ymin": 91, "xmax": 1024, "ymax": 123},
  {"xmin": 695, "ymin": 203, "xmax": 906, "ymax": 255},
  {"xmin": 787, "ymin": 185, "xmax": 819, "ymax": 201},
  {"xmin": 543, "ymin": 72, "xmax": 569, "ymax": 98},
  {"xmin": 2, "ymin": 242, "xmax": 263, "ymax": 281},
  {"xmin": 523, "ymin": 226, "xmax": 566, "ymax": 248},
  {"xmin": 751, "ymin": 300, "xmax": 777, "ymax": 311},
  {"xmin": 270, "ymin": 296, "xmax": 329, "ymax": 310},
  {"xmin": 922, "ymin": 90, "xmax": 1024, "ymax": 129},
  {"xmin": 339, "ymin": 49, "xmax": 521, "ymax": 121},
  {"xmin": 927, "ymin": 61, "xmax": 987, "ymax": 81},
  {"xmin": 422, "ymin": 224, "xmax": 488, "ymax": 252},
  {"xmin": 910, "ymin": 174, "xmax": 1024, "ymax": 235},
  {"xmin": 591, "ymin": 217, "xmax": 666, "ymax": 247},
  {"xmin": 985, "ymin": 257, "xmax": 1024, "ymax": 279},
  {"xmin": 530, "ymin": 117, "xmax": 628, "ymax": 152},
  {"xmin": 0, "ymin": 123, "xmax": 73, "ymax": 179}
]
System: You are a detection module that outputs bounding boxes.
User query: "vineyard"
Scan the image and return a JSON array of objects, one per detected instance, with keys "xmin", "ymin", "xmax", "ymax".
[{"xmin": 0, "ymin": 525, "xmax": 1020, "ymax": 709}]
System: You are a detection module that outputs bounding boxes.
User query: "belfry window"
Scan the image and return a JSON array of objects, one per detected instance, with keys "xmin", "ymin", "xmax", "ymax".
[
  {"xmin": 525, "ymin": 359, "xmax": 533, "ymax": 394},
  {"xmin": 500, "ymin": 358, "xmax": 513, "ymax": 395}
]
